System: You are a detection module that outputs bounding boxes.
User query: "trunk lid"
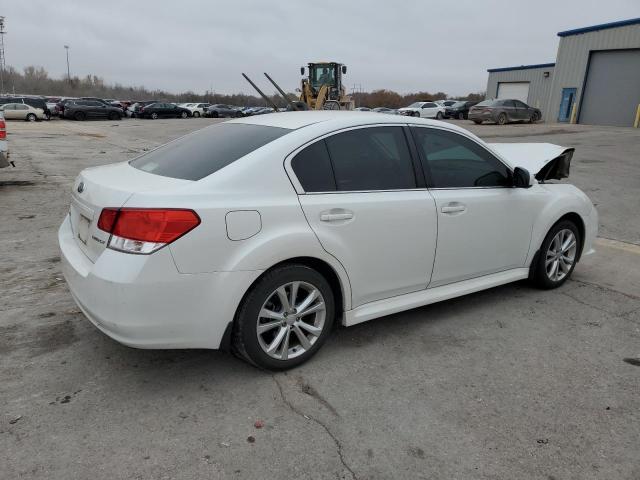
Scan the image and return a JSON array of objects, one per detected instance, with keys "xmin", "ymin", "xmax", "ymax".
[
  {"xmin": 69, "ymin": 161, "xmax": 192, "ymax": 262},
  {"xmin": 488, "ymin": 143, "xmax": 574, "ymax": 182}
]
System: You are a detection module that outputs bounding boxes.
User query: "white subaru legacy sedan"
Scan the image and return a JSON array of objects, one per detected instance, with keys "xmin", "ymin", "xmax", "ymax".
[{"xmin": 59, "ymin": 112, "xmax": 597, "ymax": 369}]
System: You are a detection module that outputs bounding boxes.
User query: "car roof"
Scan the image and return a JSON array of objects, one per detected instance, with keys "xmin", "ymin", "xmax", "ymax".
[{"xmin": 229, "ymin": 111, "xmax": 477, "ymax": 136}]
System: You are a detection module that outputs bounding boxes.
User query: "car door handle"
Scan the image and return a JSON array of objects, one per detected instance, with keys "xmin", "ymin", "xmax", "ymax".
[
  {"xmin": 320, "ymin": 211, "xmax": 354, "ymax": 222},
  {"xmin": 440, "ymin": 203, "xmax": 466, "ymax": 214}
]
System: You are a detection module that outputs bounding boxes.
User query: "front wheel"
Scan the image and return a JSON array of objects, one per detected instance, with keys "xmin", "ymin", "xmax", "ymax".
[
  {"xmin": 436, "ymin": 111, "xmax": 443, "ymax": 119},
  {"xmin": 180, "ymin": 111, "xmax": 188, "ymax": 118},
  {"xmin": 531, "ymin": 220, "xmax": 580, "ymax": 289},
  {"xmin": 232, "ymin": 264, "xmax": 335, "ymax": 370},
  {"xmin": 193, "ymin": 111, "xmax": 200, "ymax": 118},
  {"xmin": 150, "ymin": 112, "xmax": 158, "ymax": 120},
  {"xmin": 497, "ymin": 113, "xmax": 507, "ymax": 125},
  {"xmin": 26, "ymin": 113, "xmax": 37, "ymax": 122},
  {"xmin": 74, "ymin": 112, "xmax": 86, "ymax": 121},
  {"xmin": 473, "ymin": 120, "xmax": 482, "ymax": 124},
  {"xmin": 457, "ymin": 112, "xmax": 464, "ymax": 120}
]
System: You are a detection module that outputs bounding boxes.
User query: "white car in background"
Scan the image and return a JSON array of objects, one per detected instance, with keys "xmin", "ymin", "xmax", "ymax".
[
  {"xmin": 0, "ymin": 103, "xmax": 46, "ymax": 121},
  {"xmin": 398, "ymin": 101, "xmax": 446, "ymax": 119},
  {"xmin": 59, "ymin": 111, "xmax": 597, "ymax": 369},
  {"xmin": 182, "ymin": 103, "xmax": 210, "ymax": 118}
]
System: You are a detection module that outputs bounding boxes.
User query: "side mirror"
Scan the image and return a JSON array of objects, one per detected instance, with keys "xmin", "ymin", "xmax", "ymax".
[
  {"xmin": 512, "ymin": 167, "xmax": 531, "ymax": 188},
  {"xmin": 341, "ymin": 65, "xmax": 347, "ymax": 74},
  {"xmin": 300, "ymin": 67, "xmax": 305, "ymax": 75}
]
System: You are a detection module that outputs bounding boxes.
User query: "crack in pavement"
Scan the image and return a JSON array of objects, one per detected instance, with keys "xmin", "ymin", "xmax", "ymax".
[{"xmin": 272, "ymin": 374, "xmax": 357, "ymax": 480}]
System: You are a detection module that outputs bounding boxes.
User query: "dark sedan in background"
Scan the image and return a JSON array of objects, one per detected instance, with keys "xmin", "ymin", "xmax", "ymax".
[
  {"xmin": 62, "ymin": 100, "xmax": 123, "ymax": 120},
  {"xmin": 444, "ymin": 100, "xmax": 478, "ymax": 120},
  {"xmin": 138, "ymin": 103, "xmax": 191, "ymax": 119},
  {"xmin": 469, "ymin": 99, "xmax": 541, "ymax": 125},
  {"xmin": 204, "ymin": 104, "xmax": 242, "ymax": 118}
]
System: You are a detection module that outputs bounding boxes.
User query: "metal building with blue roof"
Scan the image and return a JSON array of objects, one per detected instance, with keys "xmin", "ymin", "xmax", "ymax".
[{"xmin": 485, "ymin": 17, "xmax": 640, "ymax": 126}]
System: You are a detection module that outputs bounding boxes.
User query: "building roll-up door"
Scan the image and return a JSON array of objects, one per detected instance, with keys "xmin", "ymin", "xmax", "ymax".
[
  {"xmin": 497, "ymin": 82, "xmax": 530, "ymax": 103},
  {"xmin": 579, "ymin": 49, "xmax": 640, "ymax": 127}
]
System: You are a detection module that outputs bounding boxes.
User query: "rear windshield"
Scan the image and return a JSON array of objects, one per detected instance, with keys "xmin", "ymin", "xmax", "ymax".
[
  {"xmin": 130, "ymin": 123, "xmax": 290, "ymax": 180},
  {"xmin": 476, "ymin": 100, "xmax": 499, "ymax": 107}
]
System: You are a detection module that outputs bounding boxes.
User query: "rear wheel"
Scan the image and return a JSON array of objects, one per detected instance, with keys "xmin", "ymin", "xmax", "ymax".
[
  {"xmin": 108, "ymin": 111, "xmax": 120, "ymax": 120},
  {"xmin": 150, "ymin": 112, "xmax": 158, "ymax": 120},
  {"xmin": 180, "ymin": 111, "xmax": 188, "ymax": 118},
  {"xmin": 530, "ymin": 112, "xmax": 539, "ymax": 123},
  {"xmin": 531, "ymin": 220, "xmax": 580, "ymax": 289},
  {"xmin": 234, "ymin": 110, "xmax": 243, "ymax": 118},
  {"xmin": 74, "ymin": 112, "xmax": 86, "ymax": 121},
  {"xmin": 26, "ymin": 113, "xmax": 37, "ymax": 122},
  {"xmin": 232, "ymin": 264, "xmax": 335, "ymax": 370},
  {"xmin": 497, "ymin": 113, "xmax": 507, "ymax": 125},
  {"xmin": 193, "ymin": 111, "xmax": 200, "ymax": 118},
  {"xmin": 212, "ymin": 111, "xmax": 219, "ymax": 118}
]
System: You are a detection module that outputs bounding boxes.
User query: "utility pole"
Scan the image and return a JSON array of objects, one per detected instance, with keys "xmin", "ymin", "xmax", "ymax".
[
  {"xmin": 0, "ymin": 17, "xmax": 6, "ymax": 94},
  {"xmin": 64, "ymin": 45, "xmax": 70, "ymax": 82}
]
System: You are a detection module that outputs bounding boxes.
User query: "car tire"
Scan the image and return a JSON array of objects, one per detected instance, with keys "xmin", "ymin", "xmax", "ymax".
[
  {"xmin": 234, "ymin": 111, "xmax": 243, "ymax": 118},
  {"xmin": 108, "ymin": 112, "xmax": 119, "ymax": 120},
  {"xmin": 457, "ymin": 112, "xmax": 464, "ymax": 120},
  {"xmin": 436, "ymin": 112, "xmax": 443, "ymax": 119},
  {"xmin": 26, "ymin": 113, "xmax": 37, "ymax": 122},
  {"xmin": 232, "ymin": 264, "xmax": 335, "ymax": 370},
  {"xmin": 181, "ymin": 111, "xmax": 188, "ymax": 119},
  {"xmin": 212, "ymin": 111, "xmax": 219, "ymax": 118},
  {"xmin": 530, "ymin": 220, "xmax": 581, "ymax": 289},
  {"xmin": 150, "ymin": 112, "xmax": 158, "ymax": 120},
  {"xmin": 530, "ymin": 112, "xmax": 539, "ymax": 123},
  {"xmin": 45, "ymin": 113, "xmax": 51, "ymax": 121},
  {"xmin": 193, "ymin": 111, "xmax": 200, "ymax": 118},
  {"xmin": 473, "ymin": 120, "xmax": 482, "ymax": 124},
  {"xmin": 497, "ymin": 113, "xmax": 507, "ymax": 125},
  {"xmin": 412, "ymin": 111, "xmax": 419, "ymax": 117},
  {"xmin": 74, "ymin": 112, "xmax": 86, "ymax": 121}
]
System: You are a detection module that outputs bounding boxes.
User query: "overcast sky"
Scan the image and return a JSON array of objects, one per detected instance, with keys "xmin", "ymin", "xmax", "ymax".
[{"xmin": 3, "ymin": 0, "xmax": 639, "ymax": 96}]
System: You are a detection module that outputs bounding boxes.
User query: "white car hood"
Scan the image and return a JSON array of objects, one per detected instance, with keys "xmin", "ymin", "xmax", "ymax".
[{"xmin": 488, "ymin": 143, "xmax": 574, "ymax": 181}]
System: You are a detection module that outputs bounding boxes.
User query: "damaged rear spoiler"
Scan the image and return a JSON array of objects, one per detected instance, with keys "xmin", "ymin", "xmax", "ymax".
[{"xmin": 488, "ymin": 143, "xmax": 574, "ymax": 182}]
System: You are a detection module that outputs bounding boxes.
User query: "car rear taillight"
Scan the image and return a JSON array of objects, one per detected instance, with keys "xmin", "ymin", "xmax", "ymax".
[
  {"xmin": 97, "ymin": 208, "xmax": 200, "ymax": 254},
  {"xmin": 0, "ymin": 120, "xmax": 6, "ymax": 139}
]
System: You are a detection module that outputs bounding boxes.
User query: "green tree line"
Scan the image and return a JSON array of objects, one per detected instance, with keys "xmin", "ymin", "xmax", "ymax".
[{"xmin": 1, "ymin": 65, "xmax": 485, "ymax": 108}]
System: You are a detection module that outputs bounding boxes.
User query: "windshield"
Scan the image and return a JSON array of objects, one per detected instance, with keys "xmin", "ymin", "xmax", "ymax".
[
  {"xmin": 310, "ymin": 65, "xmax": 336, "ymax": 89},
  {"xmin": 407, "ymin": 102, "xmax": 424, "ymax": 108},
  {"xmin": 476, "ymin": 100, "xmax": 498, "ymax": 106},
  {"xmin": 452, "ymin": 101, "xmax": 466, "ymax": 107},
  {"xmin": 130, "ymin": 123, "xmax": 290, "ymax": 180}
]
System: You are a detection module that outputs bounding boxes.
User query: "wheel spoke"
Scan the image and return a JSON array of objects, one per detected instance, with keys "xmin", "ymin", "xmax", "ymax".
[
  {"xmin": 296, "ymin": 289, "xmax": 319, "ymax": 313},
  {"xmin": 276, "ymin": 286, "xmax": 291, "ymax": 312},
  {"xmin": 260, "ymin": 308, "xmax": 284, "ymax": 321},
  {"xmin": 280, "ymin": 328, "xmax": 291, "ymax": 360},
  {"xmin": 257, "ymin": 320, "xmax": 282, "ymax": 334},
  {"xmin": 298, "ymin": 301, "xmax": 325, "ymax": 318},
  {"xmin": 297, "ymin": 321, "xmax": 322, "ymax": 337},
  {"xmin": 267, "ymin": 327, "xmax": 288, "ymax": 354},
  {"xmin": 562, "ymin": 239, "xmax": 576, "ymax": 253},
  {"xmin": 292, "ymin": 325, "xmax": 312, "ymax": 350},
  {"xmin": 289, "ymin": 281, "xmax": 300, "ymax": 309},
  {"xmin": 549, "ymin": 259, "xmax": 559, "ymax": 279}
]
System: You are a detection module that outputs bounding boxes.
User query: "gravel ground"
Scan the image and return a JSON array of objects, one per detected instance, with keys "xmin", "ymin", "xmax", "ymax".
[{"xmin": 1, "ymin": 116, "xmax": 639, "ymax": 480}]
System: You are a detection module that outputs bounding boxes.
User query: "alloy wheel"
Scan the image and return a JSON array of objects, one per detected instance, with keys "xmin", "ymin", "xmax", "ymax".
[
  {"xmin": 545, "ymin": 229, "xmax": 577, "ymax": 282},
  {"xmin": 256, "ymin": 281, "xmax": 326, "ymax": 361}
]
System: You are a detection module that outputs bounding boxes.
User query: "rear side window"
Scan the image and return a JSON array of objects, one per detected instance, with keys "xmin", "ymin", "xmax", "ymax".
[
  {"xmin": 130, "ymin": 123, "xmax": 290, "ymax": 180},
  {"xmin": 412, "ymin": 127, "xmax": 510, "ymax": 188},
  {"xmin": 291, "ymin": 140, "xmax": 336, "ymax": 192},
  {"xmin": 325, "ymin": 127, "xmax": 416, "ymax": 191}
]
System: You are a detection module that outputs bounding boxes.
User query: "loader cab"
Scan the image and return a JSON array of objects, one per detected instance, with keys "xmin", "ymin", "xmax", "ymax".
[{"xmin": 305, "ymin": 62, "xmax": 347, "ymax": 91}]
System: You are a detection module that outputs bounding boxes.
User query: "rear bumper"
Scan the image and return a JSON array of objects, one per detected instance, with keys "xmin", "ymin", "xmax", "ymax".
[
  {"xmin": 468, "ymin": 111, "xmax": 495, "ymax": 122},
  {"xmin": 59, "ymin": 215, "xmax": 262, "ymax": 349}
]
